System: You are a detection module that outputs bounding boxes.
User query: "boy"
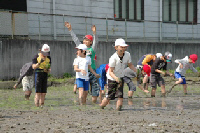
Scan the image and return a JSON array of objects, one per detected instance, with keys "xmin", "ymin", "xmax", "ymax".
[
  {"xmin": 65, "ymin": 22, "xmax": 100, "ymax": 103},
  {"xmin": 100, "ymin": 38, "xmax": 137, "ymax": 111},
  {"xmin": 167, "ymin": 54, "xmax": 198, "ymax": 94},
  {"xmin": 150, "ymin": 51, "xmax": 174, "ymax": 97},
  {"xmin": 73, "ymin": 44, "xmax": 100, "ymax": 105},
  {"xmin": 96, "ymin": 64, "xmax": 108, "ymax": 103},
  {"xmin": 32, "ymin": 44, "xmax": 51, "ymax": 107},
  {"xmin": 137, "ymin": 54, "xmax": 157, "ymax": 91},
  {"xmin": 13, "ymin": 62, "xmax": 34, "ymax": 100},
  {"xmin": 123, "ymin": 65, "xmax": 150, "ymax": 99}
]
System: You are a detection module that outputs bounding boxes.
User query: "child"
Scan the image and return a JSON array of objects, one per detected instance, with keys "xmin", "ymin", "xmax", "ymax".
[
  {"xmin": 32, "ymin": 44, "xmax": 51, "ymax": 107},
  {"xmin": 168, "ymin": 54, "xmax": 199, "ymax": 94},
  {"xmin": 96, "ymin": 64, "xmax": 108, "ymax": 103},
  {"xmin": 100, "ymin": 38, "xmax": 137, "ymax": 111},
  {"xmin": 123, "ymin": 65, "xmax": 150, "ymax": 99},
  {"xmin": 73, "ymin": 44, "xmax": 100, "ymax": 105},
  {"xmin": 65, "ymin": 22, "xmax": 100, "ymax": 103},
  {"xmin": 13, "ymin": 62, "xmax": 34, "ymax": 100},
  {"xmin": 137, "ymin": 54, "xmax": 157, "ymax": 91},
  {"xmin": 150, "ymin": 51, "xmax": 174, "ymax": 97}
]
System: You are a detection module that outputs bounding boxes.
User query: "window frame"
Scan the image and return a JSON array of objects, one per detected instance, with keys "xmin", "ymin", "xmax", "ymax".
[
  {"xmin": 114, "ymin": 0, "xmax": 144, "ymax": 22},
  {"xmin": 162, "ymin": 0, "xmax": 197, "ymax": 24}
]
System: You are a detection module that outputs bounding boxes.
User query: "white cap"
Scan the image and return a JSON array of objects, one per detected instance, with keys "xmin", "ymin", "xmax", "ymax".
[
  {"xmin": 41, "ymin": 44, "xmax": 50, "ymax": 56},
  {"xmin": 156, "ymin": 53, "xmax": 162, "ymax": 58},
  {"xmin": 115, "ymin": 38, "xmax": 128, "ymax": 47},
  {"xmin": 75, "ymin": 44, "xmax": 88, "ymax": 51}
]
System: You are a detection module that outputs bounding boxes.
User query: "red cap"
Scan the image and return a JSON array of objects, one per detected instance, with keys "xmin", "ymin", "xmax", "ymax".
[
  {"xmin": 95, "ymin": 55, "xmax": 97, "ymax": 60},
  {"xmin": 84, "ymin": 35, "xmax": 93, "ymax": 41},
  {"xmin": 189, "ymin": 54, "xmax": 198, "ymax": 63},
  {"xmin": 143, "ymin": 65, "xmax": 151, "ymax": 77},
  {"xmin": 105, "ymin": 64, "xmax": 109, "ymax": 73}
]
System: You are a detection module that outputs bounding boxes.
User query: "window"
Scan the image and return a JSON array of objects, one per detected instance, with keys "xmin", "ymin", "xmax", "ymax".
[
  {"xmin": 0, "ymin": 0, "xmax": 27, "ymax": 12},
  {"xmin": 114, "ymin": 0, "xmax": 144, "ymax": 21},
  {"xmin": 163, "ymin": 0, "xmax": 197, "ymax": 23}
]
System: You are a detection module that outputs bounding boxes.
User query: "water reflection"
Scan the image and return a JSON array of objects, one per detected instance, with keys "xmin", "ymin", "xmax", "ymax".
[{"xmin": 143, "ymin": 98, "xmax": 167, "ymax": 108}]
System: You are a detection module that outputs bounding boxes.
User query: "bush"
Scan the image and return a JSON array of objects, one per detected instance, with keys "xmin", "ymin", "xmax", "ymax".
[{"xmin": 63, "ymin": 73, "xmax": 72, "ymax": 78}]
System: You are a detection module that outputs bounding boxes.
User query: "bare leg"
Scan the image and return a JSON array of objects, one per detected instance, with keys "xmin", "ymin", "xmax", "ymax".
[
  {"xmin": 92, "ymin": 96, "xmax": 97, "ymax": 103},
  {"xmin": 143, "ymin": 76, "xmax": 149, "ymax": 90},
  {"xmin": 99, "ymin": 87, "xmax": 102, "ymax": 104},
  {"xmin": 151, "ymin": 88, "xmax": 156, "ymax": 97},
  {"xmin": 128, "ymin": 91, "xmax": 134, "ymax": 98},
  {"xmin": 78, "ymin": 88, "xmax": 84, "ymax": 105},
  {"xmin": 73, "ymin": 84, "xmax": 77, "ymax": 94},
  {"xmin": 100, "ymin": 98, "xmax": 110, "ymax": 108},
  {"xmin": 116, "ymin": 98, "xmax": 123, "ymax": 111},
  {"xmin": 25, "ymin": 91, "xmax": 32, "ymax": 100},
  {"xmin": 34, "ymin": 93, "xmax": 40, "ymax": 107},
  {"xmin": 40, "ymin": 93, "xmax": 46, "ymax": 106},
  {"xmin": 161, "ymin": 85, "xmax": 166, "ymax": 97},
  {"xmin": 183, "ymin": 84, "xmax": 187, "ymax": 94},
  {"xmin": 83, "ymin": 91, "xmax": 88, "ymax": 104}
]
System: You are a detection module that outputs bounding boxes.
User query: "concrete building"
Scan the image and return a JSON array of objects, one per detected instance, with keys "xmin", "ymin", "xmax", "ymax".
[{"xmin": 0, "ymin": 0, "xmax": 199, "ymax": 42}]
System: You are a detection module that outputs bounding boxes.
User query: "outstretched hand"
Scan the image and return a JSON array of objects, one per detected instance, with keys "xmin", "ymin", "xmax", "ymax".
[
  {"xmin": 91, "ymin": 25, "xmax": 96, "ymax": 34},
  {"xmin": 64, "ymin": 21, "xmax": 72, "ymax": 31}
]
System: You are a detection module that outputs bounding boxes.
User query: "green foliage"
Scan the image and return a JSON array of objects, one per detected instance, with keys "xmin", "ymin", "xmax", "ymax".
[
  {"xmin": 63, "ymin": 73, "xmax": 72, "ymax": 78},
  {"xmin": 168, "ymin": 69, "xmax": 175, "ymax": 74},
  {"xmin": 48, "ymin": 73, "xmax": 53, "ymax": 77},
  {"xmin": 196, "ymin": 67, "xmax": 200, "ymax": 72}
]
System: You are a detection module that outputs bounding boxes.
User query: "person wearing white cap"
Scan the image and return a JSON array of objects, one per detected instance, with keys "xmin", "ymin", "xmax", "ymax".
[
  {"xmin": 156, "ymin": 53, "xmax": 163, "ymax": 58},
  {"xmin": 150, "ymin": 51, "xmax": 174, "ymax": 97},
  {"xmin": 73, "ymin": 44, "xmax": 100, "ymax": 105},
  {"xmin": 100, "ymin": 38, "xmax": 137, "ymax": 111},
  {"xmin": 32, "ymin": 44, "xmax": 51, "ymax": 107}
]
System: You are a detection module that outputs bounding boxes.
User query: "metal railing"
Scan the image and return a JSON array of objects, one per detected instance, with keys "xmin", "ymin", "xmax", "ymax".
[{"xmin": 0, "ymin": 10, "xmax": 200, "ymax": 43}]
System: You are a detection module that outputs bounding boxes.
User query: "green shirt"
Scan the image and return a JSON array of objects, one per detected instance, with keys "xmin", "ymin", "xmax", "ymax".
[{"xmin": 87, "ymin": 47, "xmax": 96, "ymax": 70}]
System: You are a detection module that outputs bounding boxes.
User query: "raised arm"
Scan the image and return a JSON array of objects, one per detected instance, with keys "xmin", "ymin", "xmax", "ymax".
[
  {"xmin": 91, "ymin": 25, "xmax": 99, "ymax": 51},
  {"xmin": 65, "ymin": 21, "xmax": 81, "ymax": 46}
]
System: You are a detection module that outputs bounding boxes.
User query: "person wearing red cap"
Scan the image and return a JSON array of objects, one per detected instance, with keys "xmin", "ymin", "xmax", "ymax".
[
  {"xmin": 150, "ymin": 52, "xmax": 174, "ymax": 97},
  {"xmin": 122, "ymin": 65, "xmax": 150, "ymax": 101},
  {"xmin": 65, "ymin": 22, "xmax": 100, "ymax": 103},
  {"xmin": 167, "ymin": 54, "xmax": 199, "ymax": 94},
  {"xmin": 137, "ymin": 54, "xmax": 157, "ymax": 91}
]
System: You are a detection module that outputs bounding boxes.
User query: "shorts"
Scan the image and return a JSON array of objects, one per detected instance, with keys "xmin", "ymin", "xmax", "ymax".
[
  {"xmin": 150, "ymin": 74, "xmax": 165, "ymax": 89},
  {"xmin": 35, "ymin": 72, "xmax": 48, "ymax": 93},
  {"xmin": 174, "ymin": 72, "xmax": 186, "ymax": 84},
  {"xmin": 76, "ymin": 78, "xmax": 89, "ymax": 91},
  {"xmin": 22, "ymin": 76, "xmax": 34, "ymax": 91},
  {"xmin": 98, "ymin": 77, "xmax": 107, "ymax": 91},
  {"xmin": 123, "ymin": 76, "xmax": 136, "ymax": 91},
  {"xmin": 106, "ymin": 78, "xmax": 124, "ymax": 100},
  {"xmin": 89, "ymin": 71, "xmax": 100, "ymax": 97}
]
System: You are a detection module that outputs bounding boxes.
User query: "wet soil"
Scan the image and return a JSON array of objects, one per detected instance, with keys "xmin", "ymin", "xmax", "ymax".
[{"xmin": 0, "ymin": 77, "xmax": 200, "ymax": 133}]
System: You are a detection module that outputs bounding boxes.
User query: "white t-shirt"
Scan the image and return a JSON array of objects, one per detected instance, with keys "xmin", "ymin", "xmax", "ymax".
[
  {"xmin": 175, "ymin": 56, "xmax": 197, "ymax": 76},
  {"xmin": 73, "ymin": 56, "xmax": 91, "ymax": 80},
  {"xmin": 107, "ymin": 51, "xmax": 132, "ymax": 81}
]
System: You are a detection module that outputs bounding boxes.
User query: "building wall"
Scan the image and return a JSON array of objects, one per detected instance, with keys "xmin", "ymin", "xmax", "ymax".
[
  {"xmin": 25, "ymin": 0, "xmax": 200, "ymax": 42},
  {"xmin": 0, "ymin": 39, "xmax": 200, "ymax": 80}
]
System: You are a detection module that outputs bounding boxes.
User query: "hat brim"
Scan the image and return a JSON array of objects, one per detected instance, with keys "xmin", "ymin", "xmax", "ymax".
[
  {"xmin": 83, "ymin": 37, "xmax": 93, "ymax": 41},
  {"xmin": 41, "ymin": 51, "xmax": 49, "ymax": 56},
  {"xmin": 166, "ymin": 60, "xmax": 172, "ymax": 63},
  {"xmin": 118, "ymin": 44, "xmax": 129, "ymax": 47}
]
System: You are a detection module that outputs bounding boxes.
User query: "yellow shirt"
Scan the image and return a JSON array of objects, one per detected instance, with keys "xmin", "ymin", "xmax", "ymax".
[{"xmin": 37, "ymin": 54, "xmax": 51, "ymax": 70}]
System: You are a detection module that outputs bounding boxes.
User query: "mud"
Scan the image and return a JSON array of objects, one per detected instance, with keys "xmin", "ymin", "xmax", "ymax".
[{"xmin": 0, "ymin": 77, "xmax": 200, "ymax": 133}]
